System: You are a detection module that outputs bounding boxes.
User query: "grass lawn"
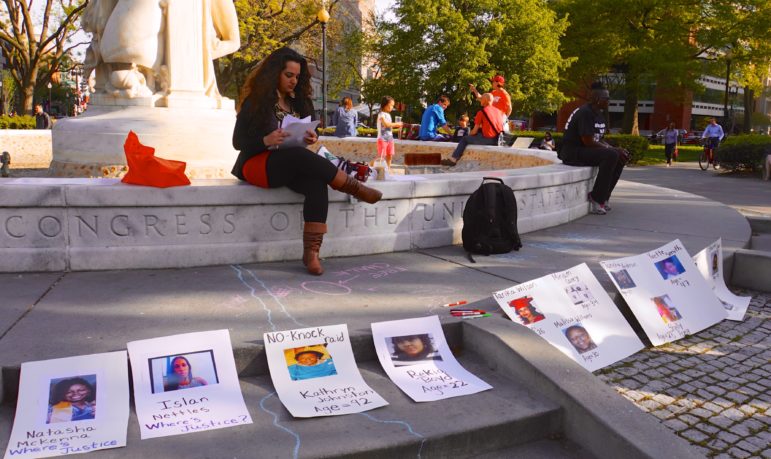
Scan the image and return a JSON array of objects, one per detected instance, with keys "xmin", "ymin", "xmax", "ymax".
[{"xmin": 637, "ymin": 145, "xmax": 702, "ymax": 165}]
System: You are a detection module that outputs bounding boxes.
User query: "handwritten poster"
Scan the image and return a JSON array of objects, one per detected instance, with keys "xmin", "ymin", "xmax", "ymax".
[
  {"xmin": 264, "ymin": 324, "xmax": 388, "ymax": 417},
  {"xmin": 127, "ymin": 330, "xmax": 252, "ymax": 439},
  {"xmin": 4, "ymin": 351, "xmax": 129, "ymax": 459},
  {"xmin": 693, "ymin": 238, "xmax": 751, "ymax": 321},
  {"xmin": 492, "ymin": 263, "xmax": 644, "ymax": 371},
  {"xmin": 600, "ymin": 239, "xmax": 727, "ymax": 346},
  {"xmin": 370, "ymin": 316, "xmax": 492, "ymax": 402}
]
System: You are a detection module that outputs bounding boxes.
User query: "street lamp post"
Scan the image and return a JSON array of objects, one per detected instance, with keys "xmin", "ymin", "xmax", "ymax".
[
  {"xmin": 47, "ymin": 82, "xmax": 52, "ymax": 113},
  {"xmin": 317, "ymin": 5, "xmax": 330, "ymax": 127},
  {"xmin": 722, "ymin": 49, "xmax": 732, "ymax": 127}
]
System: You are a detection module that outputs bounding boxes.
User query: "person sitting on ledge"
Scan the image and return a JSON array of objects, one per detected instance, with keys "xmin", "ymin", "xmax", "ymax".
[
  {"xmin": 559, "ymin": 82, "xmax": 628, "ymax": 215},
  {"xmin": 441, "ymin": 93, "xmax": 503, "ymax": 167},
  {"xmin": 231, "ymin": 47, "xmax": 382, "ymax": 276},
  {"xmin": 418, "ymin": 95, "xmax": 452, "ymax": 141}
]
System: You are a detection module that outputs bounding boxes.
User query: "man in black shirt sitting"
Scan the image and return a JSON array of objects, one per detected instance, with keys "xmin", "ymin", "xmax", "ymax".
[{"xmin": 560, "ymin": 82, "xmax": 629, "ymax": 215}]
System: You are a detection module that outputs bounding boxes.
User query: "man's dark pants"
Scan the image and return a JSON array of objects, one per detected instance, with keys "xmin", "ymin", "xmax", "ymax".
[
  {"xmin": 451, "ymin": 134, "xmax": 497, "ymax": 160},
  {"xmin": 568, "ymin": 147, "xmax": 625, "ymax": 204}
]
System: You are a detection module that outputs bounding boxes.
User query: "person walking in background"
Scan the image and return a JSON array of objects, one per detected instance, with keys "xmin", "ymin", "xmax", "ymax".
[
  {"xmin": 34, "ymin": 104, "xmax": 51, "ymax": 129},
  {"xmin": 333, "ymin": 96, "xmax": 358, "ymax": 138},
  {"xmin": 440, "ymin": 93, "xmax": 502, "ymax": 167},
  {"xmin": 470, "ymin": 74, "xmax": 512, "ymax": 131},
  {"xmin": 560, "ymin": 82, "xmax": 629, "ymax": 215},
  {"xmin": 376, "ymin": 96, "xmax": 403, "ymax": 171},
  {"xmin": 663, "ymin": 122, "xmax": 679, "ymax": 167},
  {"xmin": 419, "ymin": 95, "xmax": 451, "ymax": 141},
  {"xmin": 231, "ymin": 47, "xmax": 382, "ymax": 276}
]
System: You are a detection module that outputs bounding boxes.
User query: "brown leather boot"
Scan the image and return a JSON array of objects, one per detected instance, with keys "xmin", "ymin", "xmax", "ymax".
[
  {"xmin": 330, "ymin": 170, "xmax": 382, "ymax": 204},
  {"xmin": 303, "ymin": 222, "xmax": 327, "ymax": 275}
]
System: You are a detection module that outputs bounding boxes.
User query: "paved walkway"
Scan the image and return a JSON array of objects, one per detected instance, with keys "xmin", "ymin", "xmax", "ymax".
[{"xmin": 596, "ymin": 289, "xmax": 770, "ymax": 458}]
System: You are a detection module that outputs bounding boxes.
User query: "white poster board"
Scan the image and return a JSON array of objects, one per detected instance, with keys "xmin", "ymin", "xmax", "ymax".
[
  {"xmin": 600, "ymin": 239, "xmax": 727, "ymax": 346},
  {"xmin": 264, "ymin": 324, "xmax": 388, "ymax": 417},
  {"xmin": 492, "ymin": 263, "xmax": 644, "ymax": 371},
  {"xmin": 693, "ymin": 239, "xmax": 751, "ymax": 321},
  {"xmin": 127, "ymin": 330, "xmax": 252, "ymax": 439},
  {"xmin": 370, "ymin": 316, "xmax": 492, "ymax": 402},
  {"xmin": 4, "ymin": 351, "xmax": 129, "ymax": 459}
]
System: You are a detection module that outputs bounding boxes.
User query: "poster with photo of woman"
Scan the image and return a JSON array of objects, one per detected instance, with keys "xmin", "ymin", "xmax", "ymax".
[
  {"xmin": 127, "ymin": 330, "xmax": 251, "ymax": 439},
  {"xmin": 493, "ymin": 263, "xmax": 644, "ymax": 372},
  {"xmin": 693, "ymin": 238, "xmax": 751, "ymax": 321},
  {"xmin": 4, "ymin": 352, "xmax": 129, "ymax": 459},
  {"xmin": 371, "ymin": 316, "xmax": 491, "ymax": 402},
  {"xmin": 600, "ymin": 239, "xmax": 727, "ymax": 346}
]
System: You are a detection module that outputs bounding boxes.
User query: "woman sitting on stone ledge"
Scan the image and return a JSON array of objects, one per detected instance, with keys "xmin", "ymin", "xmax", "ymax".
[{"xmin": 232, "ymin": 47, "xmax": 382, "ymax": 275}]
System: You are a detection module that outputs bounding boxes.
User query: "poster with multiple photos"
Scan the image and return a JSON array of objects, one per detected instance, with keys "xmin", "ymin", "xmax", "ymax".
[
  {"xmin": 264, "ymin": 324, "xmax": 388, "ymax": 418},
  {"xmin": 693, "ymin": 239, "xmax": 751, "ymax": 321},
  {"xmin": 3, "ymin": 351, "xmax": 129, "ymax": 459},
  {"xmin": 600, "ymin": 239, "xmax": 727, "ymax": 346},
  {"xmin": 126, "ymin": 330, "xmax": 252, "ymax": 439},
  {"xmin": 370, "ymin": 316, "xmax": 492, "ymax": 402},
  {"xmin": 492, "ymin": 263, "xmax": 645, "ymax": 371}
]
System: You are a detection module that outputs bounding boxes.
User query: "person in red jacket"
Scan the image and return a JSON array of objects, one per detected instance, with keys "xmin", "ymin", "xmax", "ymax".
[{"xmin": 441, "ymin": 93, "xmax": 503, "ymax": 167}]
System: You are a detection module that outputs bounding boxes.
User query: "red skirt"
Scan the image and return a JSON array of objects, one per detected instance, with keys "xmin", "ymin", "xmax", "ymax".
[{"xmin": 242, "ymin": 152, "xmax": 271, "ymax": 188}]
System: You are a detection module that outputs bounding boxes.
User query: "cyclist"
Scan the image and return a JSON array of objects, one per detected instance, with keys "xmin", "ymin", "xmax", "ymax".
[{"xmin": 701, "ymin": 118, "xmax": 725, "ymax": 167}]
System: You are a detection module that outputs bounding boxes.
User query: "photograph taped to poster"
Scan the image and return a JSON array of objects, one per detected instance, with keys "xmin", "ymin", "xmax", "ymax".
[
  {"xmin": 600, "ymin": 239, "xmax": 727, "ymax": 346},
  {"xmin": 127, "ymin": 330, "xmax": 252, "ymax": 439},
  {"xmin": 371, "ymin": 316, "xmax": 492, "ymax": 402},
  {"xmin": 4, "ymin": 351, "xmax": 129, "ymax": 459},
  {"xmin": 693, "ymin": 238, "xmax": 751, "ymax": 321},
  {"xmin": 493, "ymin": 263, "xmax": 644, "ymax": 371},
  {"xmin": 264, "ymin": 324, "xmax": 388, "ymax": 417}
]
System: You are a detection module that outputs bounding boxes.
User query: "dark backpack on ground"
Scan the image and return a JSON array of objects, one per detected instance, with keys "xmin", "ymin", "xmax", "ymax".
[{"xmin": 462, "ymin": 177, "xmax": 522, "ymax": 258}]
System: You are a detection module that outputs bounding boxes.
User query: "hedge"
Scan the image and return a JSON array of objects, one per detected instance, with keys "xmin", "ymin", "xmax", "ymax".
[
  {"xmin": 0, "ymin": 115, "xmax": 36, "ymax": 129},
  {"xmin": 319, "ymin": 127, "xmax": 378, "ymax": 138},
  {"xmin": 511, "ymin": 131, "xmax": 649, "ymax": 165},
  {"xmin": 716, "ymin": 135, "xmax": 771, "ymax": 171}
]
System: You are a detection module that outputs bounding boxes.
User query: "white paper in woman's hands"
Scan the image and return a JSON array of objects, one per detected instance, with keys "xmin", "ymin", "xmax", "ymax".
[{"xmin": 279, "ymin": 116, "xmax": 319, "ymax": 149}]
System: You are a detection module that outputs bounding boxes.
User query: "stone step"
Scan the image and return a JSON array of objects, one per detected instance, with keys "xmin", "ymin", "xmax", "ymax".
[
  {"xmin": 474, "ymin": 439, "xmax": 593, "ymax": 459},
  {"xmin": 750, "ymin": 233, "xmax": 771, "ymax": 252},
  {"xmin": 731, "ymin": 248, "xmax": 771, "ymax": 292},
  {"xmin": 0, "ymin": 358, "xmax": 563, "ymax": 459}
]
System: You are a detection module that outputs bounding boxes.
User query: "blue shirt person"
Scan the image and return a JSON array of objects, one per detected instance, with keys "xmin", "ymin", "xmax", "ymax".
[
  {"xmin": 419, "ymin": 96, "xmax": 451, "ymax": 141},
  {"xmin": 334, "ymin": 96, "xmax": 358, "ymax": 137},
  {"xmin": 287, "ymin": 349, "xmax": 337, "ymax": 381},
  {"xmin": 702, "ymin": 118, "xmax": 725, "ymax": 144}
]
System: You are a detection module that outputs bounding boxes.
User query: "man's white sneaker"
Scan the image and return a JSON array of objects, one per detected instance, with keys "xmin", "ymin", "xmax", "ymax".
[{"xmin": 588, "ymin": 195, "xmax": 607, "ymax": 215}]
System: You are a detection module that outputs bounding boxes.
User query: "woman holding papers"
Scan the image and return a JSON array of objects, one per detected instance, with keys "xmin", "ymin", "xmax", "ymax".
[{"xmin": 232, "ymin": 47, "xmax": 382, "ymax": 275}]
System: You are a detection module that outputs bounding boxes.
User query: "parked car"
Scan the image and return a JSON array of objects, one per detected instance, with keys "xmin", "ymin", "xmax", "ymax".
[{"xmin": 682, "ymin": 131, "xmax": 703, "ymax": 145}]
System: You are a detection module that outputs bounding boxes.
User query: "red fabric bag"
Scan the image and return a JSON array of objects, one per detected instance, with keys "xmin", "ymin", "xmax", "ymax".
[{"xmin": 121, "ymin": 131, "xmax": 191, "ymax": 187}]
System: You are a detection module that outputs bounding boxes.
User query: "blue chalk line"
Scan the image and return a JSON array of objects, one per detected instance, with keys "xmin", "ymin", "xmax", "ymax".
[
  {"xmin": 230, "ymin": 265, "xmax": 276, "ymax": 331},
  {"xmin": 244, "ymin": 266, "xmax": 305, "ymax": 327},
  {"xmin": 259, "ymin": 392, "xmax": 301, "ymax": 459},
  {"xmin": 358, "ymin": 412, "xmax": 426, "ymax": 458}
]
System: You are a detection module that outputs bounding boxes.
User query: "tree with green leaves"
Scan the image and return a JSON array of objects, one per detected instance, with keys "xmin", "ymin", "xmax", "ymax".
[
  {"xmin": 0, "ymin": 0, "xmax": 87, "ymax": 114},
  {"xmin": 555, "ymin": 0, "xmax": 771, "ymax": 134},
  {"xmin": 363, "ymin": 0, "xmax": 570, "ymax": 122}
]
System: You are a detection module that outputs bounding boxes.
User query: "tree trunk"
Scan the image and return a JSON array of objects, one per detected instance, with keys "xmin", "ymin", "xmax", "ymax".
[
  {"xmin": 743, "ymin": 87, "xmax": 753, "ymax": 134},
  {"xmin": 622, "ymin": 73, "xmax": 640, "ymax": 135},
  {"xmin": 22, "ymin": 83, "xmax": 35, "ymax": 115}
]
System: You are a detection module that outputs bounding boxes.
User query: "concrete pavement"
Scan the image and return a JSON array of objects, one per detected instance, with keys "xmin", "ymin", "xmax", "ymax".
[{"xmin": 0, "ymin": 166, "xmax": 767, "ymax": 458}]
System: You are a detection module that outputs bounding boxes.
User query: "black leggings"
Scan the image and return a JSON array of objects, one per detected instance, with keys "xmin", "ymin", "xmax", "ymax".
[
  {"xmin": 266, "ymin": 147, "xmax": 339, "ymax": 223},
  {"xmin": 571, "ymin": 147, "xmax": 625, "ymax": 204}
]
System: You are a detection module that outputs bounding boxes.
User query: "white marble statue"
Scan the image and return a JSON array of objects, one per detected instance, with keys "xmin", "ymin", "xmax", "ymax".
[{"xmin": 82, "ymin": 0, "xmax": 240, "ymax": 106}]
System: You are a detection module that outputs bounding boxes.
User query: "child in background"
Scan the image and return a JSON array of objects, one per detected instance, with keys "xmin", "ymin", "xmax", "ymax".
[
  {"xmin": 452, "ymin": 114, "xmax": 470, "ymax": 142},
  {"xmin": 376, "ymin": 96, "xmax": 403, "ymax": 171}
]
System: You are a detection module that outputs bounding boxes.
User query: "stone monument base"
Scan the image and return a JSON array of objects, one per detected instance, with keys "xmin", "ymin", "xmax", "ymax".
[{"xmin": 51, "ymin": 104, "xmax": 239, "ymax": 179}]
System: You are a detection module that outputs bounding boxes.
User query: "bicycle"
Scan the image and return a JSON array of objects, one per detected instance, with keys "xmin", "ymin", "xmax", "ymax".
[{"xmin": 699, "ymin": 138, "xmax": 720, "ymax": 171}]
